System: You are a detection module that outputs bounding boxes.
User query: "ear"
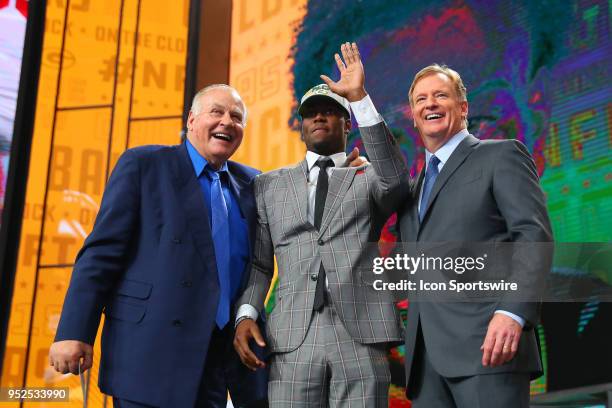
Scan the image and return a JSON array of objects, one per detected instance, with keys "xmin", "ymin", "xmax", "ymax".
[
  {"xmin": 461, "ymin": 100, "xmax": 468, "ymax": 121},
  {"xmin": 344, "ymin": 118, "xmax": 352, "ymax": 135},
  {"xmin": 187, "ymin": 111, "xmax": 195, "ymax": 132}
]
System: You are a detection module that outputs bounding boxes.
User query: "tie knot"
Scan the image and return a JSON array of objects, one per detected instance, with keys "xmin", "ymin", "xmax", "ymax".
[
  {"xmin": 206, "ymin": 166, "xmax": 224, "ymax": 181},
  {"xmin": 316, "ymin": 157, "xmax": 334, "ymax": 171},
  {"xmin": 428, "ymin": 155, "xmax": 440, "ymax": 169}
]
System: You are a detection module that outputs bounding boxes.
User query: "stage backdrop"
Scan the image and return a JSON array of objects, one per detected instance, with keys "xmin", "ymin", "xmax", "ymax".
[
  {"xmin": 0, "ymin": 1, "xmax": 189, "ymax": 407},
  {"xmin": 0, "ymin": 0, "xmax": 608, "ymax": 407},
  {"xmin": 231, "ymin": 0, "xmax": 611, "ymax": 406}
]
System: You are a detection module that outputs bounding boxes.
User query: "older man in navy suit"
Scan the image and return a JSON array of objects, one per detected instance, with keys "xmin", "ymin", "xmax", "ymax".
[{"xmin": 49, "ymin": 85, "xmax": 268, "ymax": 408}]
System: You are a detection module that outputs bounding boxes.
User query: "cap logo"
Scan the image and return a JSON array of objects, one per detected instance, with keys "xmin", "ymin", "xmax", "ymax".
[
  {"xmin": 299, "ymin": 83, "xmax": 351, "ymax": 118},
  {"xmin": 303, "ymin": 84, "xmax": 331, "ymax": 99}
]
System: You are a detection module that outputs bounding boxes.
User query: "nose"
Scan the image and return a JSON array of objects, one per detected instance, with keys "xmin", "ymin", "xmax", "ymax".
[
  {"xmin": 425, "ymin": 95, "xmax": 438, "ymax": 109},
  {"xmin": 219, "ymin": 111, "xmax": 234, "ymax": 127},
  {"xmin": 313, "ymin": 111, "xmax": 327, "ymax": 121}
]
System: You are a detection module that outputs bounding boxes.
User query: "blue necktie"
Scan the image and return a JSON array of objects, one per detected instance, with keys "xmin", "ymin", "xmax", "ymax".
[
  {"xmin": 208, "ymin": 168, "xmax": 230, "ymax": 328},
  {"xmin": 419, "ymin": 155, "xmax": 440, "ymax": 222}
]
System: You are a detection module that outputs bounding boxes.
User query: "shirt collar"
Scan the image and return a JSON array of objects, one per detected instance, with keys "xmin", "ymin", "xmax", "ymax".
[
  {"xmin": 425, "ymin": 128, "xmax": 469, "ymax": 169},
  {"xmin": 305, "ymin": 150, "xmax": 348, "ymax": 172},
  {"xmin": 186, "ymin": 139, "xmax": 228, "ymax": 177}
]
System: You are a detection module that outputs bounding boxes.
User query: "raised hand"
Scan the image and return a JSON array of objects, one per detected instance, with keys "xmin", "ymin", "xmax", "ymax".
[{"xmin": 320, "ymin": 42, "xmax": 367, "ymax": 102}]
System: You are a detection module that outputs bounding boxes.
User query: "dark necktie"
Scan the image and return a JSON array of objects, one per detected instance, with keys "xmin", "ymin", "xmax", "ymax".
[
  {"xmin": 419, "ymin": 155, "xmax": 440, "ymax": 222},
  {"xmin": 313, "ymin": 157, "xmax": 334, "ymax": 311},
  {"xmin": 208, "ymin": 168, "xmax": 230, "ymax": 328}
]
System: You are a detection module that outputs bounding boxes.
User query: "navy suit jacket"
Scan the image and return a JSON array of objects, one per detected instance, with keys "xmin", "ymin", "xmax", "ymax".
[{"xmin": 55, "ymin": 143, "xmax": 268, "ymax": 407}]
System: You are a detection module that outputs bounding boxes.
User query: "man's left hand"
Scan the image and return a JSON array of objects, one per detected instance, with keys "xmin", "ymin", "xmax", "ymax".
[
  {"xmin": 320, "ymin": 42, "xmax": 367, "ymax": 102},
  {"xmin": 480, "ymin": 313, "xmax": 522, "ymax": 367}
]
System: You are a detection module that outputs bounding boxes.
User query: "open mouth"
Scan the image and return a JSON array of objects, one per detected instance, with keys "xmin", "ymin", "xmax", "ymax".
[
  {"xmin": 212, "ymin": 133, "xmax": 232, "ymax": 142},
  {"xmin": 425, "ymin": 113, "xmax": 444, "ymax": 121}
]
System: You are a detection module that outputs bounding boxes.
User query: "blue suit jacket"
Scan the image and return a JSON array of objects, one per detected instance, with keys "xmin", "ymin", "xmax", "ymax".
[{"xmin": 55, "ymin": 142, "xmax": 268, "ymax": 407}]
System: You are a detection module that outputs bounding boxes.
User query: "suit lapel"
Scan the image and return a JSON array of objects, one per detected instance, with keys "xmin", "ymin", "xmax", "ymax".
[
  {"xmin": 419, "ymin": 134, "xmax": 480, "ymax": 227},
  {"xmin": 226, "ymin": 162, "xmax": 257, "ymax": 294},
  {"xmin": 287, "ymin": 160, "xmax": 310, "ymax": 226},
  {"xmin": 318, "ymin": 166, "xmax": 358, "ymax": 238},
  {"xmin": 226, "ymin": 165, "xmax": 252, "ymax": 223},
  {"xmin": 414, "ymin": 169, "xmax": 425, "ymax": 228},
  {"xmin": 172, "ymin": 143, "xmax": 219, "ymax": 278},
  {"xmin": 226, "ymin": 164, "xmax": 255, "ymax": 257}
]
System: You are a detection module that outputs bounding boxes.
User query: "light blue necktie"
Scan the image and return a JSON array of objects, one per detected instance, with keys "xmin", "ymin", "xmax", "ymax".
[
  {"xmin": 419, "ymin": 155, "xmax": 440, "ymax": 222},
  {"xmin": 208, "ymin": 168, "xmax": 230, "ymax": 328}
]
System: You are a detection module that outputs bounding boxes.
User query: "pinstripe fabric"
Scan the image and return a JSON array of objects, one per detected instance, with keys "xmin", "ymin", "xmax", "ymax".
[
  {"xmin": 237, "ymin": 121, "xmax": 409, "ymax": 353},
  {"xmin": 268, "ymin": 305, "xmax": 390, "ymax": 407}
]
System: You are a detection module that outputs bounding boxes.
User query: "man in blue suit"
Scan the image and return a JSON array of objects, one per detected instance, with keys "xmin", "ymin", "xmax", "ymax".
[{"xmin": 49, "ymin": 85, "xmax": 268, "ymax": 408}]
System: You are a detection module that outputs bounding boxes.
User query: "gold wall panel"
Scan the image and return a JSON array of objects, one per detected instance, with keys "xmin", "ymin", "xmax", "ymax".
[
  {"xmin": 128, "ymin": 118, "xmax": 183, "ymax": 148},
  {"xmin": 130, "ymin": 1, "xmax": 189, "ymax": 119},
  {"xmin": 40, "ymin": 109, "xmax": 111, "ymax": 267},
  {"xmin": 230, "ymin": 0, "xmax": 308, "ymax": 172},
  {"xmin": 56, "ymin": 0, "xmax": 123, "ymax": 107}
]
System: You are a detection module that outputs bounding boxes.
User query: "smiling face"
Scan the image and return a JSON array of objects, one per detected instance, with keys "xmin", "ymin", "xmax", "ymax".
[
  {"xmin": 300, "ymin": 100, "xmax": 351, "ymax": 156},
  {"xmin": 411, "ymin": 72, "xmax": 468, "ymax": 152},
  {"xmin": 186, "ymin": 87, "xmax": 245, "ymax": 169}
]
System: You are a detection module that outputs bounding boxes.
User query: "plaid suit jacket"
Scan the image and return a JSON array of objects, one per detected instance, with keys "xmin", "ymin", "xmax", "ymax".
[{"xmin": 238, "ymin": 121, "xmax": 410, "ymax": 353}]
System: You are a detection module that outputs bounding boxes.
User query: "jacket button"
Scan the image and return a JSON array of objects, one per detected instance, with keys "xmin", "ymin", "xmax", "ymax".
[
  {"xmin": 317, "ymin": 239, "xmax": 324, "ymax": 246},
  {"xmin": 181, "ymin": 280, "xmax": 192, "ymax": 287},
  {"xmin": 311, "ymin": 274, "xmax": 318, "ymax": 281},
  {"xmin": 172, "ymin": 319, "xmax": 182, "ymax": 326}
]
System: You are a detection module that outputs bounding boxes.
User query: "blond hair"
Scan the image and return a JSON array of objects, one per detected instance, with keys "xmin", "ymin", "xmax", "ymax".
[{"xmin": 408, "ymin": 64, "xmax": 468, "ymax": 128}]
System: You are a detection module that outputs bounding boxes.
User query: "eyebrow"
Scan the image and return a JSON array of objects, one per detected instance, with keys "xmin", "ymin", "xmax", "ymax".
[
  {"xmin": 209, "ymin": 103, "xmax": 243, "ymax": 116},
  {"xmin": 415, "ymin": 89, "xmax": 447, "ymax": 97}
]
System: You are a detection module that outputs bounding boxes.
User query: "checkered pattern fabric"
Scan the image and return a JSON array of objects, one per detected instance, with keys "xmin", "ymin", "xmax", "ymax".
[
  {"xmin": 238, "ymin": 121, "xmax": 409, "ymax": 353},
  {"xmin": 268, "ymin": 305, "xmax": 391, "ymax": 407}
]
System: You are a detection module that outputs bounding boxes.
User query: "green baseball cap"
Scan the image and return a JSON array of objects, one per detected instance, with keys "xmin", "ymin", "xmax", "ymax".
[{"xmin": 298, "ymin": 84, "xmax": 351, "ymax": 118}]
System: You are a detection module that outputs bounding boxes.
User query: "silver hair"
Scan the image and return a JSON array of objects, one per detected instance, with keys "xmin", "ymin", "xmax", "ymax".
[{"xmin": 190, "ymin": 84, "xmax": 248, "ymax": 126}]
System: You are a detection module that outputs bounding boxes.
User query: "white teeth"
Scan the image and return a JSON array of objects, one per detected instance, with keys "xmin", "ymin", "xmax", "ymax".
[
  {"xmin": 426, "ymin": 114, "xmax": 443, "ymax": 120},
  {"xmin": 213, "ymin": 133, "xmax": 231, "ymax": 141}
]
